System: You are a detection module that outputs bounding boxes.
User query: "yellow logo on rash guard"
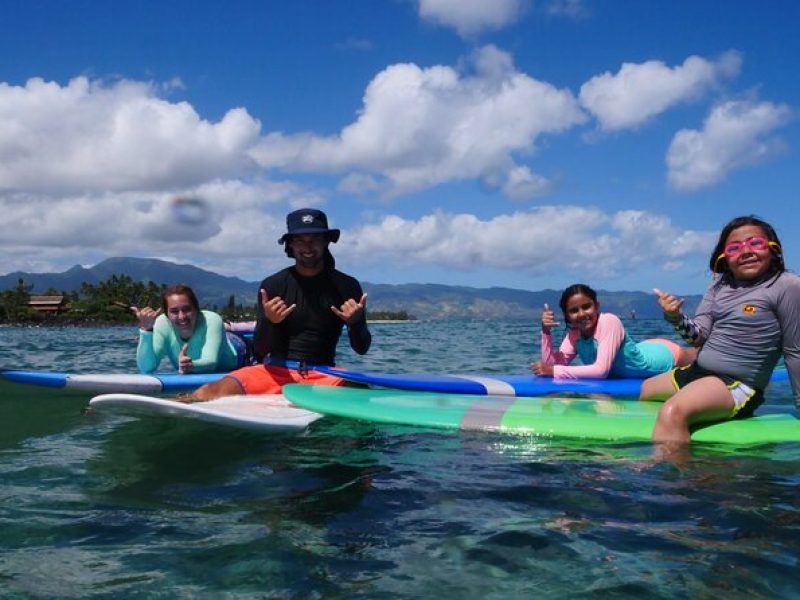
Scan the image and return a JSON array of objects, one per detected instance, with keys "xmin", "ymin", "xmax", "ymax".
[{"xmin": 742, "ymin": 304, "xmax": 757, "ymax": 315}]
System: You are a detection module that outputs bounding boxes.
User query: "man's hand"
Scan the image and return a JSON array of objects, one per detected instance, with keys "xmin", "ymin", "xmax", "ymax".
[
  {"xmin": 331, "ymin": 293, "xmax": 368, "ymax": 325},
  {"xmin": 261, "ymin": 289, "xmax": 296, "ymax": 324}
]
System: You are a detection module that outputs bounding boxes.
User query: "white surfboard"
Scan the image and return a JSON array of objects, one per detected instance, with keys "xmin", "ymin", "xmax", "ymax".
[{"xmin": 88, "ymin": 393, "xmax": 322, "ymax": 432}]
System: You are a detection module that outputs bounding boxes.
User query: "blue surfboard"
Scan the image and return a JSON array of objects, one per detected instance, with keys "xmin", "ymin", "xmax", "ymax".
[
  {"xmin": 0, "ymin": 369, "xmax": 228, "ymax": 394},
  {"xmin": 312, "ymin": 365, "xmax": 790, "ymax": 398},
  {"xmin": 1, "ymin": 359, "xmax": 319, "ymax": 395}
]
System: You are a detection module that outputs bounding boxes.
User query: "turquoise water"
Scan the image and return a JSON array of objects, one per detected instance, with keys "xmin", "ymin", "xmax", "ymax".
[{"xmin": 1, "ymin": 321, "xmax": 799, "ymax": 598}]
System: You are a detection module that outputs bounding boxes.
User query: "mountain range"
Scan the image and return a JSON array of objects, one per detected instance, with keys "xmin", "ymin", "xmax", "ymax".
[{"xmin": 1, "ymin": 257, "xmax": 702, "ymax": 320}]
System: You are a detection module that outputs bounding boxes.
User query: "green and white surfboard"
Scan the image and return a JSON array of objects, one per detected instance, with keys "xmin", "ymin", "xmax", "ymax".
[{"xmin": 282, "ymin": 384, "xmax": 800, "ymax": 444}]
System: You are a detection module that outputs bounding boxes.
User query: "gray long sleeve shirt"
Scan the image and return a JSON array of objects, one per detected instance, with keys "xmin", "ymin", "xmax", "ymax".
[{"xmin": 671, "ymin": 271, "xmax": 800, "ymax": 407}]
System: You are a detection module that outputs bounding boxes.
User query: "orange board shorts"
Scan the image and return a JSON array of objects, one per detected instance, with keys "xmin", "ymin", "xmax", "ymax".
[{"xmin": 226, "ymin": 364, "xmax": 346, "ymax": 395}]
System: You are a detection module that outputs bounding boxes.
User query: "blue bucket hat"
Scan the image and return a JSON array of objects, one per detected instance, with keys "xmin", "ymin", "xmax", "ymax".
[{"xmin": 278, "ymin": 208, "xmax": 340, "ymax": 244}]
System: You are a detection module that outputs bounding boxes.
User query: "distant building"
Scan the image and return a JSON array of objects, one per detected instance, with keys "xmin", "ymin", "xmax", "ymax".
[{"xmin": 28, "ymin": 295, "xmax": 66, "ymax": 314}]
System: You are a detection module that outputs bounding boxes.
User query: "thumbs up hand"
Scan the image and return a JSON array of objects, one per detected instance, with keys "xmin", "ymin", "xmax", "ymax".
[
  {"xmin": 178, "ymin": 343, "xmax": 193, "ymax": 374},
  {"xmin": 653, "ymin": 288, "xmax": 683, "ymax": 321},
  {"xmin": 541, "ymin": 303, "xmax": 559, "ymax": 333}
]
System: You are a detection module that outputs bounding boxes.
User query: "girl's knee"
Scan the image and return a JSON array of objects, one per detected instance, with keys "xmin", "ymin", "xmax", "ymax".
[{"xmin": 656, "ymin": 399, "xmax": 687, "ymax": 428}]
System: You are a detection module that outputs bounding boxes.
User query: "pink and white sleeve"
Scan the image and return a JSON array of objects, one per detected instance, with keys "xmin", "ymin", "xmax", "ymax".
[
  {"xmin": 541, "ymin": 329, "xmax": 578, "ymax": 366},
  {"xmin": 552, "ymin": 313, "xmax": 625, "ymax": 379}
]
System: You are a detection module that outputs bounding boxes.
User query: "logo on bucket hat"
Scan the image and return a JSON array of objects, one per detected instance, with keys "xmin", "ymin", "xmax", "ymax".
[{"xmin": 278, "ymin": 208, "xmax": 341, "ymax": 244}]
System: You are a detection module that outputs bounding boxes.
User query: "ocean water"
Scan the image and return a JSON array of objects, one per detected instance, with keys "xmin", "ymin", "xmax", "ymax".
[{"xmin": 1, "ymin": 320, "xmax": 798, "ymax": 598}]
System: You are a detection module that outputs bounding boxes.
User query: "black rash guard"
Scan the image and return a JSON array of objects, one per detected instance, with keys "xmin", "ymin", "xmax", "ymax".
[{"xmin": 253, "ymin": 266, "xmax": 371, "ymax": 366}]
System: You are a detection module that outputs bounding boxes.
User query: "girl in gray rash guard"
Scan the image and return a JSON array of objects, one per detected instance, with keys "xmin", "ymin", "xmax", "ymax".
[{"xmin": 641, "ymin": 215, "xmax": 800, "ymax": 444}]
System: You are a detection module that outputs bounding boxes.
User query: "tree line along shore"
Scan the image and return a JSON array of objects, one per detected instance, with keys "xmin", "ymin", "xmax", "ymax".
[{"xmin": 0, "ymin": 275, "xmax": 416, "ymax": 325}]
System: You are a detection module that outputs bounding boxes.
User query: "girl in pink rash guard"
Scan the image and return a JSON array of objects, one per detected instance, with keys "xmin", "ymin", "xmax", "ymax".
[{"xmin": 531, "ymin": 284, "xmax": 696, "ymax": 380}]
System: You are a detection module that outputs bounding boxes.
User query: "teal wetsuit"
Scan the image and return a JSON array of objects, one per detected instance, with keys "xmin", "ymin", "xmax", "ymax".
[
  {"xmin": 136, "ymin": 310, "xmax": 239, "ymax": 374},
  {"xmin": 574, "ymin": 332, "xmax": 675, "ymax": 378}
]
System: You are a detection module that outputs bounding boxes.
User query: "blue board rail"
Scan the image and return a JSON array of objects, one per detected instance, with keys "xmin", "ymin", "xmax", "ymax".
[
  {"xmin": 0, "ymin": 369, "xmax": 228, "ymax": 394},
  {"xmin": 312, "ymin": 365, "xmax": 791, "ymax": 398}
]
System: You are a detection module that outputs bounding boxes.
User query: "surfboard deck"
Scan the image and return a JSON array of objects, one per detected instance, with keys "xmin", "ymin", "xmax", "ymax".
[
  {"xmin": 282, "ymin": 384, "xmax": 800, "ymax": 444},
  {"xmin": 89, "ymin": 393, "xmax": 322, "ymax": 432},
  {"xmin": 313, "ymin": 365, "xmax": 790, "ymax": 397},
  {"xmin": 1, "ymin": 369, "xmax": 228, "ymax": 393}
]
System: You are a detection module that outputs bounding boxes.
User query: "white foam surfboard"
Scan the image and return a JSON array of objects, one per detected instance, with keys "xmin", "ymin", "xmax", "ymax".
[{"xmin": 89, "ymin": 393, "xmax": 322, "ymax": 432}]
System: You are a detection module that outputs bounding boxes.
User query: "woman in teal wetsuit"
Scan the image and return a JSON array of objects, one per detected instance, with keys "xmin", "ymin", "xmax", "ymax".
[{"xmin": 132, "ymin": 284, "xmax": 245, "ymax": 374}]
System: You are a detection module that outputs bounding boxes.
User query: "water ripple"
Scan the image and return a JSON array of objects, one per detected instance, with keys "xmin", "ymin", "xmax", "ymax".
[{"xmin": 0, "ymin": 322, "xmax": 798, "ymax": 597}]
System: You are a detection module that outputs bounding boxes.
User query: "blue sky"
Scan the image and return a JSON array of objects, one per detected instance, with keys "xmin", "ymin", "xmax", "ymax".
[{"xmin": 0, "ymin": 0, "xmax": 797, "ymax": 294}]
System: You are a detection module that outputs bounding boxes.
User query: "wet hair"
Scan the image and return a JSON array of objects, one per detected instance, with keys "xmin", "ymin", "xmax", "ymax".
[
  {"xmin": 283, "ymin": 233, "xmax": 337, "ymax": 270},
  {"xmin": 161, "ymin": 284, "xmax": 200, "ymax": 314},
  {"xmin": 559, "ymin": 283, "xmax": 598, "ymax": 321},
  {"xmin": 710, "ymin": 215, "xmax": 784, "ymax": 282}
]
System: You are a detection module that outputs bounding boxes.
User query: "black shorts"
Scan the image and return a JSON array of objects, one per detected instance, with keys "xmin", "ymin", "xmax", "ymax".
[{"xmin": 671, "ymin": 363, "xmax": 764, "ymax": 418}]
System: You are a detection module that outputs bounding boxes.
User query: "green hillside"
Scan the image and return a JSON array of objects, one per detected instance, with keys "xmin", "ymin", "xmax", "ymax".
[{"xmin": 1, "ymin": 257, "xmax": 701, "ymax": 320}]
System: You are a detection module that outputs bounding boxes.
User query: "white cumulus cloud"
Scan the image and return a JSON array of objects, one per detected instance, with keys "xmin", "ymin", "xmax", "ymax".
[
  {"xmin": 0, "ymin": 75, "xmax": 332, "ymax": 279},
  {"xmin": 0, "ymin": 58, "xmax": 740, "ymax": 284},
  {"xmin": 0, "ymin": 177, "xmax": 324, "ymax": 279},
  {"xmin": 666, "ymin": 99, "xmax": 792, "ymax": 191},
  {"xmin": 251, "ymin": 45, "xmax": 587, "ymax": 200},
  {"xmin": 502, "ymin": 166, "xmax": 554, "ymax": 199},
  {"xmin": 340, "ymin": 207, "xmax": 715, "ymax": 276},
  {"xmin": 579, "ymin": 51, "xmax": 742, "ymax": 131},
  {"xmin": 417, "ymin": 0, "xmax": 525, "ymax": 37},
  {"xmin": 0, "ymin": 76, "xmax": 263, "ymax": 194},
  {"xmin": 609, "ymin": 210, "xmax": 714, "ymax": 263}
]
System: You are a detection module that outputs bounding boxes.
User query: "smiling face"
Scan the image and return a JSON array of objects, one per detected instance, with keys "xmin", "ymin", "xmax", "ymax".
[
  {"xmin": 165, "ymin": 293, "xmax": 197, "ymax": 339},
  {"xmin": 288, "ymin": 233, "xmax": 329, "ymax": 275},
  {"xmin": 564, "ymin": 292, "xmax": 600, "ymax": 336},
  {"xmin": 722, "ymin": 224, "xmax": 774, "ymax": 281}
]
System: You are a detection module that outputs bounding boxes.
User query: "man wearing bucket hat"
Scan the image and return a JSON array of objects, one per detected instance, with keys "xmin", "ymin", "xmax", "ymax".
[{"xmin": 184, "ymin": 208, "xmax": 370, "ymax": 401}]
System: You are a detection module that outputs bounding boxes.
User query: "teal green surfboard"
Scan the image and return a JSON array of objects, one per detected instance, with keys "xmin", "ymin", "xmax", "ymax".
[{"xmin": 282, "ymin": 384, "xmax": 800, "ymax": 445}]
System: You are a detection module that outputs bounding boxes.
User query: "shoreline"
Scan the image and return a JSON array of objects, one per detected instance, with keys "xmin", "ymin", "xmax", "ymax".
[
  {"xmin": 2, "ymin": 319, "xmax": 421, "ymax": 328},
  {"xmin": 0, "ymin": 320, "xmax": 136, "ymax": 328},
  {"xmin": 367, "ymin": 319, "xmax": 419, "ymax": 324}
]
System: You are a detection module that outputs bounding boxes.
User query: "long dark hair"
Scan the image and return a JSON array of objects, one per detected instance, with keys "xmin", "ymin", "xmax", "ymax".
[
  {"xmin": 161, "ymin": 284, "xmax": 200, "ymax": 313},
  {"xmin": 710, "ymin": 215, "xmax": 784, "ymax": 282},
  {"xmin": 559, "ymin": 283, "xmax": 598, "ymax": 321}
]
